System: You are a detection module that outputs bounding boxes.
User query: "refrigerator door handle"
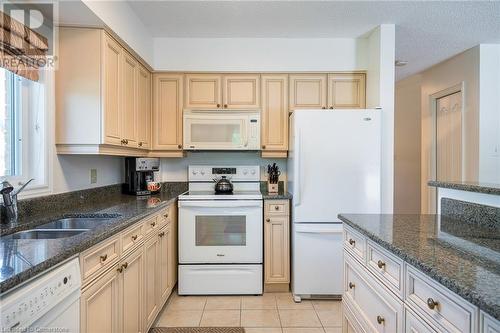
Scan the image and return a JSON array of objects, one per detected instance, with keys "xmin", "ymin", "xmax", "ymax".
[{"xmin": 294, "ymin": 128, "xmax": 301, "ymax": 206}]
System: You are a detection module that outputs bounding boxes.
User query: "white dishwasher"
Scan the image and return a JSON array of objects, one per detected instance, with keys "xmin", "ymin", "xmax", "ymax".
[{"xmin": 0, "ymin": 257, "xmax": 81, "ymax": 332}]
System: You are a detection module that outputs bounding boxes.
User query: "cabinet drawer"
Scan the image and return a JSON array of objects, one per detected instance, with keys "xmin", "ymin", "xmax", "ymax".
[
  {"xmin": 405, "ymin": 307, "xmax": 437, "ymax": 333},
  {"xmin": 480, "ymin": 311, "xmax": 500, "ymax": 333},
  {"xmin": 121, "ymin": 221, "xmax": 145, "ymax": 254},
  {"xmin": 343, "ymin": 299, "xmax": 367, "ymax": 333},
  {"xmin": 344, "ymin": 252, "xmax": 404, "ymax": 332},
  {"xmin": 366, "ymin": 240, "xmax": 404, "ymax": 298},
  {"xmin": 343, "ymin": 225, "xmax": 366, "ymax": 263},
  {"xmin": 144, "ymin": 215, "xmax": 160, "ymax": 238},
  {"xmin": 405, "ymin": 265, "xmax": 478, "ymax": 333},
  {"xmin": 81, "ymin": 235, "xmax": 120, "ymax": 283},
  {"xmin": 265, "ymin": 200, "xmax": 289, "ymax": 215},
  {"xmin": 158, "ymin": 205, "xmax": 173, "ymax": 228}
]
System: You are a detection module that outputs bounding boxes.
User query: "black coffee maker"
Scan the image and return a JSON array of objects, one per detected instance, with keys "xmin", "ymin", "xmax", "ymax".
[{"xmin": 123, "ymin": 157, "xmax": 160, "ymax": 196}]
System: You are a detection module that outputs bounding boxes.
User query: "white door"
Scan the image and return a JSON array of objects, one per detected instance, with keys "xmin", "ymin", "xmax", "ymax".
[
  {"xmin": 292, "ymin": 223, "xmax": 343, "ymax": 295},
  {"xmin": 178, "ymin": 200, "xmax": 263, "ymax": 263},
  {"xmin": 289, "ymin": 110, "xmax": 381, "ymax": 223}
]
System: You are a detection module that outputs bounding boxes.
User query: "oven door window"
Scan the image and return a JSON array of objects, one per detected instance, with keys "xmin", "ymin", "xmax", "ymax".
[{"xmin": 195, "ymin": 216, "xmax": 246, "ymax": 246}]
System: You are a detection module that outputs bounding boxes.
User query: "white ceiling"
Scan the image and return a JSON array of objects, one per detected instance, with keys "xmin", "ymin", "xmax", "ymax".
[{"xmin": 127, "ymin": 1, "xmax": 500, "ymax": 80}]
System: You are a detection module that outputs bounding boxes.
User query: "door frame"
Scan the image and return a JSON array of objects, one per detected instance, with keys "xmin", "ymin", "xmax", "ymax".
[{"xmin": 427, "ymin": 82, "xmax": 465, "ymax": 212}]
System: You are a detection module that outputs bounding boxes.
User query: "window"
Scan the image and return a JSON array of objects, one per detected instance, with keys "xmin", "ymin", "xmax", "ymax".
[{"xmin": 0, "ymin": 68, "xmax": 48, "ymax": 192}]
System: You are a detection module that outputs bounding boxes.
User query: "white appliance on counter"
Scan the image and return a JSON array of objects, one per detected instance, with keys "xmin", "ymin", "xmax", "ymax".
[
  {"xmin": 0, "ymin": 258, "xmax": 81, "ymax": 332},
  {"xmin": 288, "ymin": 109, "xmax": 381, "ymax": 301},
  {"xmin": 183, "ymin": 110, "xmax": 260, "ymax": 150},
  {"xmin": 178, "ymin": 165, "xmax": 263, "ymax": 295}
]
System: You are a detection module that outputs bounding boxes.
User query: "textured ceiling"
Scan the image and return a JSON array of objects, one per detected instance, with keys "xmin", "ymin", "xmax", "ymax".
[{"xmin": 126, "ymin": 1, "xmax": 500, "ymax": 80}]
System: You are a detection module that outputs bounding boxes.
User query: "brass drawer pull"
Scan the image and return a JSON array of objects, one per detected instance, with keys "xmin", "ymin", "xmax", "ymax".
[
  {"xmin": 122, "ymin": 262, "xmax": 128, "ymax": 270},
  {"xmin": 117, "ymin": 266, "xmax": 123, "ymax": 273},
  {"xmin": 131, "ymin": 235, "xmax": 138, "ymax": 241},
  {"xmin": 178, "ymin": 144, "xmax": 182, "ymax": 149},
  {"xmin": 427, "ymin": 298, "xmax": 439, "ymax": 310},
  {"xmin": 159, "ymin": 231, "xmax": 165, "ymax": 237},
  {"xmin": 377, "ymin": 260, "xmax": 386, "ymax": 269},
  {"xmin": 348, "ymin": 282, "xmax": 355, "ymax": 289},
  {"xmin": 217, "ymin": 103, "xmax": 221, "ymax": 108},
  {"xmin": 224, "ymin": 104, "xmax": 228, "ymax": 108},
  {"xmin": 348, "ymin": 239, "xmax": 355, "ymax": 246},
  {"xmin": 100, "ymin": 254, "xmax": 107, "ymax": 262},
  {"xmin": 377, "ymin": 315, "xmax": 385, "ymax": 325},
  {"xmin": 151, "ymin": 221, "xmax": 156, "ymax": 227},
  {"xmin": 164, "ymin": 213, "xmax": 169, "ymax": 218},
  {"xmin": 138, "ymin": 142, "xmax": 143, "ymax": 147},
  {"xmin": 266, "ymin": 218, "xmax": 271, "ymax": 222},
  {"xmin": 275, "ymin": 206, "xmax": 280, "ymax": 210}
]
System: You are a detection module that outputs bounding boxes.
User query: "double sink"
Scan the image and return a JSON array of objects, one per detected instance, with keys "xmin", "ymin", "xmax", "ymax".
[{"xmin": 2, "ymin": 215, "xmax": 120, "ymax": 240}]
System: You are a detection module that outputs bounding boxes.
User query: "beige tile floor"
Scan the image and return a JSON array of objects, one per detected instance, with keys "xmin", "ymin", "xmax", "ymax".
[{"xmin": 154, "ymin": 292, "xmax": 343, "ymax": 333}]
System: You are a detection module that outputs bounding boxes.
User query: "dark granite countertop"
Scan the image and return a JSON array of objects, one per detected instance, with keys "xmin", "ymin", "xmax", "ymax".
[
  {"xmin": 338, "ymin": 214, "xmax": 500, "ymax": 320},
  {"xmin": 260, "ymin": 181, "xmax": 292, "ymax": 200},
  {"xmin": 428, "ymin": 180, "xmax": 500, "ymax": 195},
  {"xmin": 0, "ymin": 184, "xmax": 187, "ymax": 294}
]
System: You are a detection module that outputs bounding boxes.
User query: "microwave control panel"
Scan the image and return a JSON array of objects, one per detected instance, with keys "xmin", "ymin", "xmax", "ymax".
[{"xmin": 247, "ymin": 116, "xmax": 260, "ymax": 149}]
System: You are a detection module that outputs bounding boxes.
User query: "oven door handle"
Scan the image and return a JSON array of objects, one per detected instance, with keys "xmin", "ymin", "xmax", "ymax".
[{"xmin": 179, "ymin": 201, "xmax": 263, "ymax": 208}]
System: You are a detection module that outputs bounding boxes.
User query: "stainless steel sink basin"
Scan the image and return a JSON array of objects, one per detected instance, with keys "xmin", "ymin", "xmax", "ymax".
[
  {"xmin": 35, "ymin": 217, "xmax": 116, "ymax": 230},
  {"xmin": 2, "ymin": 229, "xmax": 89, "ymax": 240}
]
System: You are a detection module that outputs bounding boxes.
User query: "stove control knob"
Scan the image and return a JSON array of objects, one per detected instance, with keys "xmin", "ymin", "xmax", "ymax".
[
  {"xmin": 250, "ymin": 169, "xmax": 256, "ymax": 175},
  {"xmin": 192, "ymin": 170, "xmax": 198, "ymax": 175},
  {"xmin": 243, "ymin": 169, "xmax": 248, "ymax": 175},
  {"xmin": 201, "ymin": 170, "xmax": 205, "ymax": 175}
]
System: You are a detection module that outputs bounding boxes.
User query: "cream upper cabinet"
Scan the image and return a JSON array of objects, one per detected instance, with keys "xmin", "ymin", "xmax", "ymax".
[
  {"xmin": 264, "ymin": 200, "xmax": 290, "ymax": 286},
  {"xmin": 185, "ymin": 74, "xmax": 222, "ymax": 109},
  {"xmin": 121, "ymin": 51, "xmax": 138, "ymax": 148},
  {"xmin": 137, "ymin": 65, "xmax": 151, "ymax": 149},
  {"xmin": 119, "ymin": 248, "xmax": 144, "ymax": 333},
  {"xmin": 80, "ymin": 264, "xmax": 120, "ymax": 333},
  {"xmin": 261, "ymin": 74, "xmax": 288, "ymax": 155},
  {"xmin": 103, "ymin": 33, "xmax": 123, "ymax": 145},
  {"xmin": 152, "ymin": 74, "xmax": 184, "ymax": 153},
  {"xmin": 327, "ymin": 73, "xmax": 366, "ymax": 109},
  {"xmin": 289, "ymin": 74, "xmax": 327, "ymax": 110},
  {"xmin": 223, "ymin": 74, "xmax": 260, "ymax": 109}
]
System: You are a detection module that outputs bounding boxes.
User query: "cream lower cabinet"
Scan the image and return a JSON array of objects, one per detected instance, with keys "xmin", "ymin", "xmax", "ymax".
[
  {"xmin": 342, "ymin": 224, "xmax": 496, "ymax": 333},
  {"xmin": 80, "ymin": 203, "xmax": 178, "ymax": 333},
  {"xmin": 264, "ymin": 200, "xmax": 290, "ymax": 292}
]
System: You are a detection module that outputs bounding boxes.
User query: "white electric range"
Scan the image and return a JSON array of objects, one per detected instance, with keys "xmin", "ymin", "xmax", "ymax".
[{"xmin": 178, "ymin": 165, "xmax": 263, "ymax": 295}]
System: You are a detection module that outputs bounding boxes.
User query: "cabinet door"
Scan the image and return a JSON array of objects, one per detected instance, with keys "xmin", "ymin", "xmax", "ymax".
[
  {"xmin": 102, "ymin": 34, "xmax": 122, "ymax": 145},
  {"xmin": 264, "ymin": 215, "xmax": 290, "ymax": 283},
  {"xmin": 81, "ymin": 265, "xmax": 120, "ymax": 333},
  {"xmin": 405, "ymin": 308, "xmax": 437, "ymax": 333},
  {"xmin": 144, "ymin": 235, "xmax": 160, "ymax": 329},
  {"xmin": 185, "ymin": 74, "xmax": 222, "ymax": 109},
  {"xmin": 158, "ymin": 224, "xmax": 171, "ymax": 305},
  {"xmin": 223, "ymin": 74, "xmax": 260, "ymax": 109},
  {"xmin": 137, "ymin": 65, "xmax": 151, "ymax": 149},
  {"xmin": 153, "ymin": 74, "xmax": 183, "ymax": 150},
  {"xmin": 168, "ymin": 205, "xmax": 178, "ymax": 289},
  {"xmin": 327, "ymin": 73, "xmax": 366, "ymax": 109},
  {"xmin": 120, "ymin": 248, "xmax": 144, "ymax": 333},
  {"xmin": 289, "ymin": 74, "xmax": 327, "ymax": 110},
  {"xmin": 121, "ymin": 51, "xmax": 138, "ymax": 147},
  {"xmin": 261, "ymin": 74, "xmax": 288, "ymax": 153}
]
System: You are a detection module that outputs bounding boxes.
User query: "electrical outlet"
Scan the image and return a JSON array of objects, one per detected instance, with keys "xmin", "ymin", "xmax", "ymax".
[{"xmin": 90, "ymin": 169, "xmax": 97, "ymax": 184}]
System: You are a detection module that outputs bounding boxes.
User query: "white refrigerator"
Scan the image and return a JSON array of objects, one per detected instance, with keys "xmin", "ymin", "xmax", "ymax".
[{"xmin": 287, "ymin": 109, "xmax": 381, "ymax": 301}]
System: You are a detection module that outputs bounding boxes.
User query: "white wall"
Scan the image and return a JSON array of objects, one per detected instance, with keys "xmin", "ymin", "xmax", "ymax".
[
  {"xmin": 394, "ymin": 74, "xmax": 422, "ymax": 213},
  {"xmin": 82, "ymin": 0, "xmax": 154, "ymax": 65},
  {"xmin": 160, "ymin": 152, "xmax": 287, "ymax": 184},
  {"xmin": 154, "ymin": 38, "xmax": 368, "ymax": 71},
  {"xmin": 367, "ymin": 25, "xmax": 396, "ymax": 213},
  {"xmin": 478, "ymin": 44, "xmax": 500, "ymax": 183}
]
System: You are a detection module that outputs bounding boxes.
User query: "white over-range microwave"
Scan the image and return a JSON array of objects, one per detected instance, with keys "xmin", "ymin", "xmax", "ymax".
[{"xmin": 183, "ymin": 110, "xmax": 260, "ymax": 150}]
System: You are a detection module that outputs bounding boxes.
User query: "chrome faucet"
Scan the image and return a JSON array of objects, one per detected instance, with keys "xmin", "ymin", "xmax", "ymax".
[{"xmin": 1, "ymin": 179, "xmax": 34, "ymax": 223}]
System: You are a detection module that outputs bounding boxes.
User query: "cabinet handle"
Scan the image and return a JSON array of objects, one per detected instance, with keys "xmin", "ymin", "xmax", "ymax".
[
  {"xmin": 427, "ymin": 298, "xmax": 439, "ymax": 310},
  {"xmin": 217, "ymin": 103, "xmax": 221, "ymax": 108},
  {"xmin": 159, "ymin": 231, "xmax": 165, "ymax": 237},
  {"xmin": 131, "ymin": 235, "xmax": 138, "ymax": 241},
  {"xmin": 377, "ymin": 260, "xmax": 386, "ymax": 269},
  {"xmin": 266, "ymin": 218, "xmax": 271, "ymax": 222},
  {"xmin": 121, "ymin": 139, "xmax": 126, "ymax": 145},
  {"xmin": 348, "ymin": 282, "xmax": 355, "ymax": 289},
  {"xmin": 329, "ymin": 106, "xmax": 334, "ymax": 109},
  {"xmin": 100, "ymin": 254, "xmax": 107, "ymax": 262},
  {"xmin": 376, "ymin": 315, "xmax": 385, "ymax": 325},
  {"xmin": 275, "ymin": 205, "xmax": 280, "ymax": 210},
  {"xmin": 117, "ymin": 266, "xmax": 123, "ymax": 273},
  {"xmin": 122, "ymin": 262, "xmax": 128, "ymax": 270},
  {"xmin": 262, "ymin": 145, "xmax": 266, "ymax": 149},
  {"xmin": 224, "ymin": 104, "xmax": 228, "ymax": 108},
  {"xmin": 178, "ymin": 144, "xmax": 182, "ymax": 149},
  {"xmin": 348, "ymin": 239, "xmax": 355, "ymax": 246},
  {"xmin": 138, "ymin": 142, "xmax": 143, "ymax": 147},
  {"xmin": 321, "ymin": 106, "xmax": 326, "ymax": 109},
  {"xmin": 164, "ymin": 213, "xmax": 169, "ymax": 218},
  {"xmin": 151, "ymin": 221, "xmax": 156, "ymax": 227}
]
